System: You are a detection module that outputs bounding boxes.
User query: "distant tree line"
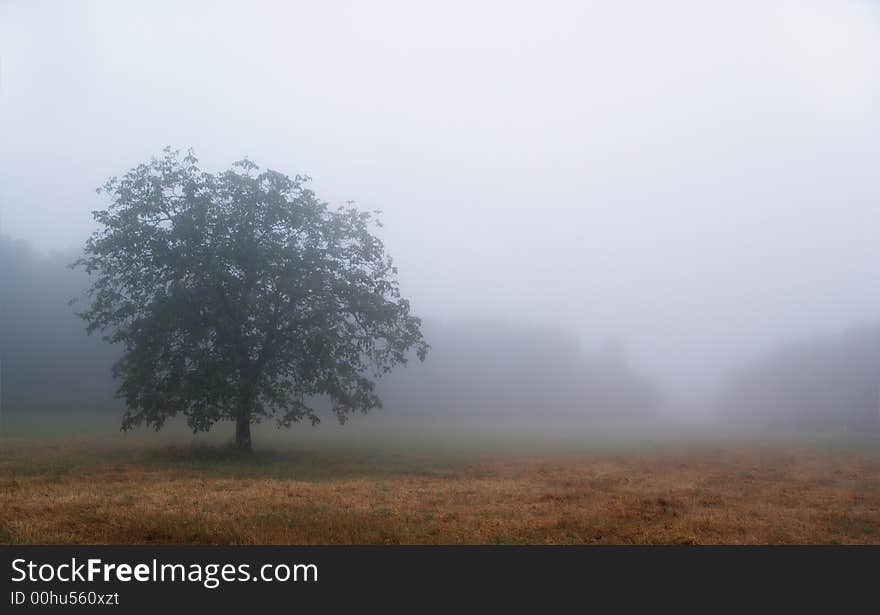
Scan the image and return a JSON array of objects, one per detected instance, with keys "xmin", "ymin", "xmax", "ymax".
[
  {"xmin": 8, "ymin": 229, "xmax": 880, "ymax": 433},
  {"xmin": 717, "ymin": 324, "xmax": 880, "ymax": 429},
  {"xmin": 377, "ymin": 321, "xmax": 662, "ymax": 419},
  {"xmin": 1, "ymin": 234, "xmax": 661, "ymax": 428},
  {"xmin": 0, "ymin": 236, "xmax": 119, "ymax": 418}
]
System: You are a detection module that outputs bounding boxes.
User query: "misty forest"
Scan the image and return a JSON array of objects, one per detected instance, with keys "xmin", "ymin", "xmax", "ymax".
[
  {"xmin": 5, "ymin": 226, "xmax": 879, "ymax": 436},
  {"xmin": 1, "ymin": 0, "xmax": 879, "ymax": 544}
]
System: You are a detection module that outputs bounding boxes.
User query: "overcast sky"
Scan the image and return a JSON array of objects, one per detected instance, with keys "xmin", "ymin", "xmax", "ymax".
[{"xmin": 2, "ymin": 0, "xmax": 879, "ymax": 408}]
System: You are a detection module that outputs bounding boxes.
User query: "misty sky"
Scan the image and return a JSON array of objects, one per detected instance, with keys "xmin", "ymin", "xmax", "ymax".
[{"xmin": 2, "ymin": 0, "xmax": 879, "ymax": 409}]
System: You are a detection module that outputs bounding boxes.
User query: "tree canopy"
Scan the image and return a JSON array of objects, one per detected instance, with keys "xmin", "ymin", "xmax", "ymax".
[{"xmin": 75, "ymin": 148, "xmax": 427, "ymax": 449}]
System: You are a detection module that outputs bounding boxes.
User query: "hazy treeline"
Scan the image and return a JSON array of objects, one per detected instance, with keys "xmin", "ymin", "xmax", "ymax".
[
  {"xmin": 378, "ymin": 321, "xmax": 662, "ymax": 419},
  {"xmin": 4, "ymin": 232, "xmax": 880, "ymax": 432},
  {"xmin": 718, "ymin": 324, "xmax": 880, "ymax": 429},
  {"xmin": 0, "ymin": 236, "xmax": 119, "ymax": 417},
  {"xmin": 0, "ymin": 235, "xmax": 661, "ymax": 426}
]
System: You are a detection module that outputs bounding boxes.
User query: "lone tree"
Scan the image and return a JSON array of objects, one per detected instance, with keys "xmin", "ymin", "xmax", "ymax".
[{"xmin": 75, "ymin": 148, "xmax": 427, "ymax": 450}]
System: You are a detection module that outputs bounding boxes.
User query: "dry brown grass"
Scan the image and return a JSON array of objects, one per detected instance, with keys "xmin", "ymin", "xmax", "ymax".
[{"xmin": 1, "ymin": 437, "xmax": 879, "ymax": 544}]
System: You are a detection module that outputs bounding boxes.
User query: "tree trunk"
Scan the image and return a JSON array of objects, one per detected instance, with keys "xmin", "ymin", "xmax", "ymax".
[{"xmin": 235, "ymin": 412, "xmax": 252, "ymax": 452}]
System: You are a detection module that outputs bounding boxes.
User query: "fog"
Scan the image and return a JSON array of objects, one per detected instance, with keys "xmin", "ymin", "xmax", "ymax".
[{"xmin": 2, "ymin": 0, "xmax": 880, "ymax": 432}]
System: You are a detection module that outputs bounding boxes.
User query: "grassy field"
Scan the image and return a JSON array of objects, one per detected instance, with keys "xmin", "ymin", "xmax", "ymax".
[{"xmin": 1, "ymin": 423, "xmax": 879, "ymax": 544}]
